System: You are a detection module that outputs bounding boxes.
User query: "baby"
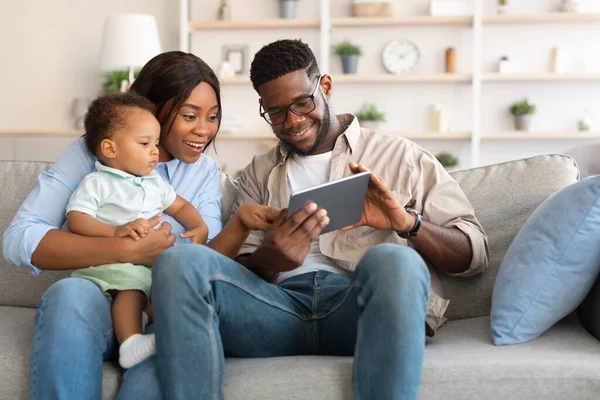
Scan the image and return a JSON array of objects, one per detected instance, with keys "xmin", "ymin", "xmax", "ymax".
[{"xmin": 66, "ymin": 92, "xmax": 208, "ymax": 368}]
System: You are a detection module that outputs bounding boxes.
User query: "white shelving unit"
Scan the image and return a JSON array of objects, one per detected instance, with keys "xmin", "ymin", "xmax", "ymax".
[
  {"xmin": 218, "ymin": 131, "xmax": 471, "ymax": 140},
  {"xmin": 177, "ymin": 0, "xmax": 600, "ymax": 168}
]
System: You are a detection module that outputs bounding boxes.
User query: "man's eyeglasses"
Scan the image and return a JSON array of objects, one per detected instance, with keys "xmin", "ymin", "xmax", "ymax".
[{"xmin": 259, "ymin": 75, "xmax": 322, "ymax": 126}]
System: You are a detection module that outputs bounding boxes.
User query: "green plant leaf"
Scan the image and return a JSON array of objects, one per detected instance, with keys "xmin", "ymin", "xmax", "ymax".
[
  {"xmin": 102, "ymin": 70, "xmax": 140, "ymax": 93},
  {"xmin": 334, "ymin": 40, "xmax": 362, "ymax": 56},
  {"xmin": 435, "ymin": 152, "xmax": 459, "ymax": 167},
  {"xmin": 355, "ymin": 103, "xmax": 385, "ymax": 121},
  {"xmin": 509, "ymin": 98, "xmax": 536, "ymax": 116}
]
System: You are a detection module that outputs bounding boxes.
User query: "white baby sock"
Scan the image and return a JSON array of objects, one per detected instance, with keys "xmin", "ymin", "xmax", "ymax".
[
  {"xmin": 119, "ymin": 333, "xmax": 156, "ymax": 369},
  {"xmin": 142, "ymin": 312, "xmax": 149, "ymax": 333}
]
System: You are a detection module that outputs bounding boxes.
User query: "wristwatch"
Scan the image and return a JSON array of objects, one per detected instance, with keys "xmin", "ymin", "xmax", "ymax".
[{"xmin": 397, "ymin": 208, "xmax": 422, "ymax": 239}]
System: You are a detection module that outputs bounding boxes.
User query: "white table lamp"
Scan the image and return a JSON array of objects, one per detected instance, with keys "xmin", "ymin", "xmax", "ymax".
[{"xmin": 100, "ymin": 14, "xmax": 162, "ymax": 88}]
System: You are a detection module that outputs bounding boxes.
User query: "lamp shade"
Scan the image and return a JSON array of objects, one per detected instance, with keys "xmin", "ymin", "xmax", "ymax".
[{"xmin": 100, "ymin": 14, "xmax": 162, "ymax": 71}]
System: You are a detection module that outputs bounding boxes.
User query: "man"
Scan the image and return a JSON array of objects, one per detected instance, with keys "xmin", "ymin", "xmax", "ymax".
[{"xmin": 152, "ymin": 39, "xmax": 489, "ymax": 400}]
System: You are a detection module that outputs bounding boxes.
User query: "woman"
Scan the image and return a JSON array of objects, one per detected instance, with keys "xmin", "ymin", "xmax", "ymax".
[{"xmin": 3, "ymin": 51, "xmax": 278, "ymax": 400}]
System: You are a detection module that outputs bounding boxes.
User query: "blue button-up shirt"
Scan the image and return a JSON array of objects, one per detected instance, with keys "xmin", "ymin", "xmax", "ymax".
[{"xmin": 3, "ymin": 137, "xmax": 223, "ymax": 276}]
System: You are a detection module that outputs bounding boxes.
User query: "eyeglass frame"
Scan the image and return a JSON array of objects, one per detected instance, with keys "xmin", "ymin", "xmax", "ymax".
[{"xmin": 259, "ymin": 75, "xmax": 322, "ymax": 126}]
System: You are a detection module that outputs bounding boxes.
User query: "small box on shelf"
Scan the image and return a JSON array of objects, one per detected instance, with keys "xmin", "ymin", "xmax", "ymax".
[
  {"xmin": 352, "ymin": 1, "xmax": 392, "ymax": 17},
  {"xmin": 430, "ymin": 0, "xmax": 473, "ymax": 17}
]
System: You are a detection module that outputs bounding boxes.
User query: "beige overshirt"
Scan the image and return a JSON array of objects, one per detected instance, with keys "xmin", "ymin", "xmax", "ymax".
[{"xmin": 233, "ymin": 114, "xmax": 489, "ymax": 334}]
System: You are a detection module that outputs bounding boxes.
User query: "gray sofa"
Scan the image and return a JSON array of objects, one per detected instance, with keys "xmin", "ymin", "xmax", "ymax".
[{"xmin": 1, "ymin": 154, "xmax": 599, "ymax": 399}]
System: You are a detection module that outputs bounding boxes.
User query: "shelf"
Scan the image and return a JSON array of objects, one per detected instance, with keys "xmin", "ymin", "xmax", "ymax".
[
  {"xmin": 400, "ymin": 132, "xmax": 471, "ymax": 140},
  {"xmin": 218, "ymin": 131, "xmax": 470, "ymax": 140},
  {"xmin": 0, "ymin": 130, "xmax": 84, "ymax": 136},
  {"xmin": 219, "ymin": 76, "xmax": 251, "ymax": 85},
  {"xmin": 482, "ymin": 132, "xmax": 600, "ymax": 140},
  {"xmin": 483, "ymin": 12, "xmax": 600, "ymax": 25},
  {"xmin": 220, "ymin": 74, "xmax": 472, "ymax": 85},
  {"xmin": 333, "ymin": 74, "xmax": 471, "ymax": 83},
  {"xmin": 483, "ymin": 73, "xmax": 600, "ymax": 82},
  {"xmin": 217, "ymin": 132, "xmax": 274, "ymax": 140},
  {"xmin": 331, "ymin": 16, "xmax": 472, "ymax": 27},
  {"xmin": 189, "ymin": 19, "xmax": 320, "ymax": 30}
]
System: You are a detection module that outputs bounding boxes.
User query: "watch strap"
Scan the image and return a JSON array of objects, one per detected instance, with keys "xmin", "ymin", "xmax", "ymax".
[{"xmin": 397, "ymin": 208, "xmax": 422, "ymax": 239}]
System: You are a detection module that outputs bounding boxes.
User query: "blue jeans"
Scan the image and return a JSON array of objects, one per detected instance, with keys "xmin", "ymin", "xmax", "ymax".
[
  {"xmin": 152, "ymin": 243, "xmax": 431, "ymax": 400},
  {"xmin": 30, "ymin": 278, "xmax": 162, "ymax": 400}
]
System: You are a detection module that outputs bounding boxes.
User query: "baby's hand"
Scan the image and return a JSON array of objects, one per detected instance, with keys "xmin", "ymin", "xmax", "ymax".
[
  {"xmin": 181, "ymin": 226, "xmax": 209, "ymax": 245},
  {"xmin": 115, "ymin": 218, "xmax": 150, "ymax": 240}
]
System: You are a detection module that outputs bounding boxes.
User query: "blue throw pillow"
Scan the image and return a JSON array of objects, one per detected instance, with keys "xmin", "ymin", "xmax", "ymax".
[{"xmin": 491, "ymin": 175, "xmax": 600, "ymax": 345}]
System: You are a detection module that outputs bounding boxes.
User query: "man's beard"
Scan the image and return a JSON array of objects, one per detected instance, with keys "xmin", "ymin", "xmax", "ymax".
[{"xmin": 285, "ymin": 102, "xmax": 331, "ymax": 157}]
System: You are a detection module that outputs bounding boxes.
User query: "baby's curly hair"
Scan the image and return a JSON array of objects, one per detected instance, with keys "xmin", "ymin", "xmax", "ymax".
[
  {"xmin": 250, "ymin": 39, "xmax": 320, "ymax": 92},
  {"xmin": 84, "ymin": 92, "xmax": 156, "ymax": 156}
]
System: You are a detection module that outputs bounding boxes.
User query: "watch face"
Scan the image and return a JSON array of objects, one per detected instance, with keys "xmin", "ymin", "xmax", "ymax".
[{"xmin": 382, "ymin": 40, "xmax": 421, "ymax": 74}]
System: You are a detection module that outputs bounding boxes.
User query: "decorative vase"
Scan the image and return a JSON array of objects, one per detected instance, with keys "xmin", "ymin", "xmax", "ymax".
[
  {"xmin": 514, "ymin": 115, "xmax": 533, "ymax": 131},
  {"xmin": 279, "ymin": 0, "xmax": 297, "ymax": 19},
  {"xmin": 498, "ymin": 59, "xmax": 517, "ymax": 74},
  {"xmin": 561, "ymin": 0, "xmax": 581, "ymax": 12},
  {"xmin": 497, "ymin": 4, "xmax": 508, "ymax": 14},
  {"xmin": 445, "ymin": 48, "xmax": 456, "ymax": 74},
  {"xmin": 341, "ymin": 55, "xmax": 359, "ymax": 74}
]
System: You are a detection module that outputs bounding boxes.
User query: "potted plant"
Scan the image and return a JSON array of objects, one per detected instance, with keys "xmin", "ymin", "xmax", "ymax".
[
  {"xmin": 279, "ymin": 0, "xmax": 299, "ymax": 19},
  {"xmin": 355, "ymin": 103, "xmax": 385, "ymax": 129},
  {"xmin": 435, "ymin": 152, "xmax": 459, "ymax": 170},
  {"xmin": 497, "ymin": 0, "xmax": 508, "ymax": 14},
  {"xmin": 510, "ymin": 98, "xmax": 536, "ymax": 131},
  {"xmin": 103, "ymin": 70, "xmax": 139, "ymax": 93},
  {"xmin": 578, "ymin": 119, "xmax": 590, "ymax": 132},
  {"xmin": 334, "ymin": 40, "xmax": 362, "ymax": 74},
  {"xmin": 498, "ymin": 55, "xmax": 515, "ymax": 74}
]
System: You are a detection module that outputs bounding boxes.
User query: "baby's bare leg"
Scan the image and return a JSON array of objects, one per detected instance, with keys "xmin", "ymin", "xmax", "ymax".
[
  {"xmin": 112, "ymin": 290, "xmax": 146, "ymax": 344},
  {"xmin": 112, "ymin": 290, "xmax": 156, "ymax": 369},
  {"xmin": 144, "ymin": 301, "xmax": 153, "ymax": 325}
]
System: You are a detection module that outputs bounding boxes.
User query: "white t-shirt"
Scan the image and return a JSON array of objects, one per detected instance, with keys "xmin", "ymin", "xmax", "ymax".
[
  {"xmin": 278, "ymin": 152, "xmax": 346, "ymax": 283},
  {"xmin": 66, "ymin": 161, "xmax": 177, "ymax": 226}
]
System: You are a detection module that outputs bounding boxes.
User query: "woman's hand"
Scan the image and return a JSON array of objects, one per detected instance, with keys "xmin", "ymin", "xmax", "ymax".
[
  {"xmin": 342, "ymin": 162, "xmax": 415, "ymax": 233},
  {"xmin": 237, "ymin": 204, "xmax": 282, "ymax": 232}
]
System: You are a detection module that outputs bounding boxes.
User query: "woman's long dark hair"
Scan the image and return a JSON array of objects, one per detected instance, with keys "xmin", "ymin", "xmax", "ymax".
[{"xmin": 130, "ymin": 51, "xmax": 221, "ymax": 150}]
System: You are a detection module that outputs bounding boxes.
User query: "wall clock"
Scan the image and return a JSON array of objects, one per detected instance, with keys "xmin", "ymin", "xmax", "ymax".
[{"xmin": 382, "ymin": 40, "xmax": 421, "ymax": 74}]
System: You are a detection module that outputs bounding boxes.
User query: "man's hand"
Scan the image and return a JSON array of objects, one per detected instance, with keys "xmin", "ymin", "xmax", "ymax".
[
  {"xmin": 125, "ymin": 215, "xmax": 176, "ymax": 267},
  {"xmin": 180, "ymin": 226, "xmax": 209, "ymax": 244},
  {"xmin": 342, "ymin": 162, "xmax": 415, "ymax": 233},
  {"xmin": 246, "ymin": 203, "xmax": 329, "ymax": 280},
  {"xmin": 114, "ymin": 217, "xmax": 153, "ymax": 240},
  {"xmin": 237, "ymin": 204, "xmax": 282, "ymax": 232}
]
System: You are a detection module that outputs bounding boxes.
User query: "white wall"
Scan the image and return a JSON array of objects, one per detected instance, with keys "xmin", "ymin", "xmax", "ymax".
[{"xmin": 1, "ymin": 0, "xmax": 599, "ymax": 174}]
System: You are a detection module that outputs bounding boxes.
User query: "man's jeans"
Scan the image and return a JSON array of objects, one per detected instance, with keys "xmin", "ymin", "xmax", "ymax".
[
  {"xmin": 30, "ymin": 278, "xmax": 161, "ymax": 400},
  {"xmin": 153, "ymin": 243, "xmax": 430, "ymax": 400}
]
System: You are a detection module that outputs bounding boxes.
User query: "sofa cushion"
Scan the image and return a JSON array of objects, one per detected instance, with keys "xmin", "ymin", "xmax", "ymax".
[
  {"xmin": 2, "ymin": 304, "xmax": 599, "ymax": 400},
  {"xmin": 0, "ymin": 162, "xmax": 71, "ymax": 308},
  {"xmin": 0, "ymin": 155, "xmax": 580, "ymax": 319},
  {"xmin": 0, "ymin": 305, "xmax": 120, "ymax": 400},
  {"xmin": 491, "ymin": 176, "xmax": 600, "ymax": 345},
  {"xmin": 0, "ymin": 164, "xmax": 237, "ymax": 309},
  {"xmin": 442, "ymin": 155, "xmax": 579, "ymax": 320}
]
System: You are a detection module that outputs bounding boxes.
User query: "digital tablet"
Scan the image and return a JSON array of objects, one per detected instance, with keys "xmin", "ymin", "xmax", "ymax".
[{"xmin": 287, "ymin": 171, "xmax": 371, "ymax": 235}]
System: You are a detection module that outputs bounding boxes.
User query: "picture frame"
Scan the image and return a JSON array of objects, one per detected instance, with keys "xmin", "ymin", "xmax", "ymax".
[{"xmin": 222, "ymin": 45, "xmax": 248, "ymax": 75}]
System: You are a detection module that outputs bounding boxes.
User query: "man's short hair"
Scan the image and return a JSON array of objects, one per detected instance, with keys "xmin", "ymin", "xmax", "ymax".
[
  {"xmin": 84, "ymin": 92, "xmax": 156, "ymax": 156},
  {"xmin": 250, "ymin": 39, "xmax": 320, "ymax": 92}
]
